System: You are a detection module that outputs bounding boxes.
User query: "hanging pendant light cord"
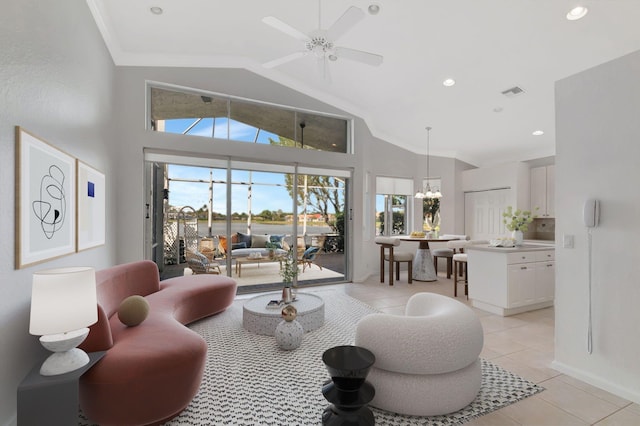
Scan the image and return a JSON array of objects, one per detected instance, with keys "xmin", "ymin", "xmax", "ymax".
[{"xmin": 426, "ymin": 127, "xmax": 430, "ymax": 178}]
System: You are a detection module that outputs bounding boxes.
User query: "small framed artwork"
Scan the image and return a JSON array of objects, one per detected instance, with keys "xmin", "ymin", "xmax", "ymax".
[
  {"xmin": 15, "ymin": 127, "xmax": 76, "ymax": 269},
  {"xmin": 76, "ymin": 160, "xmax": 106, "ymax": 251}
]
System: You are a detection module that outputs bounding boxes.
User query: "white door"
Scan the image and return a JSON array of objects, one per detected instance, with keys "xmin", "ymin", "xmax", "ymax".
[{"xmin": 464, "ymin": 189, "xmax": 511, "ymax": 240}]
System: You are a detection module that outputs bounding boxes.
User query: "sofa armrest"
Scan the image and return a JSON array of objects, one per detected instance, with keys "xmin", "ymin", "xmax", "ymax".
[{"xmin": 79, "ymin": 304, "xmax": 113, "ymax": 352}]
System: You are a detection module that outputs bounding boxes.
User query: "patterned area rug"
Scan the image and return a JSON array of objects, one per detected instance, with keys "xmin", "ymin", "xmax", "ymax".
[{"xmin": 163, "ymin": 289, "xmax": 544, "ymax": 425}]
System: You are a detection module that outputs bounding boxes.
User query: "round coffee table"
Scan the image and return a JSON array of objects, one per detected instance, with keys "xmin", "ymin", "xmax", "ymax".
[{"xmin": 243, "ymin": 292, "xmax": 325, "ymax": 336}]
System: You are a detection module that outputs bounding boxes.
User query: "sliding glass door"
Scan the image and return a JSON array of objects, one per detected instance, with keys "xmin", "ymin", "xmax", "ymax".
[{"xmin": 145, "ymin": 153, "xmax": 349, "ymax": 292}]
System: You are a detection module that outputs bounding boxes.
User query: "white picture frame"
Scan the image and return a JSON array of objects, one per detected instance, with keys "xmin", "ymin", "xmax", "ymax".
[
  {"xmin": 15, "ymin": 127, "xmax": 76, "ymax": 268},
  {"xmin": 76, "ymin": 160, "xmax": 106, "ymax": 251}
]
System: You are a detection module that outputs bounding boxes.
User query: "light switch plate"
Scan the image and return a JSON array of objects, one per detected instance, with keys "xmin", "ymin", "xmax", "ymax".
[{"xmin": 563, "ymin": 234, "xmax": 574, "ymax": 248}]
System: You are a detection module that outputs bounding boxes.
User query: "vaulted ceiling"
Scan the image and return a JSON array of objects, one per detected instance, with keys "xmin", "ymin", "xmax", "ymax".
[{"xmin": 87, "ymin": 0, "xmax": 640, "ymax": 166}]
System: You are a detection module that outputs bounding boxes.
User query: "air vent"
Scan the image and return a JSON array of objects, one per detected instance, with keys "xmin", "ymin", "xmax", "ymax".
[{"xmin": 501, "ymin": 86, "xmax": 525, "ymax": 97}]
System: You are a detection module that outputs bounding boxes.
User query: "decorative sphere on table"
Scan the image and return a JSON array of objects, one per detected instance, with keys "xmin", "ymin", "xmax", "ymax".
[
  {"xmin": 275, "ymin": 305, "xmax": 303, "ymax": 350},
  {"xmin": 281, "ymin": 304, "xmax": 298, "ymax": 321}
]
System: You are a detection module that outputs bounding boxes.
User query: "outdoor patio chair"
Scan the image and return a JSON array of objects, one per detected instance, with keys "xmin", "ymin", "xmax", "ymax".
[
  {"xmin": 298, "ymin": 236, "xmax": 325, "ymax": 272},
  {"xmin": 198, "ymin": 237, "xmax": 218, "ymax": 262},
  {"xmin": 186, "ymin": 250, "xmax": 221, "ymax": 275}
]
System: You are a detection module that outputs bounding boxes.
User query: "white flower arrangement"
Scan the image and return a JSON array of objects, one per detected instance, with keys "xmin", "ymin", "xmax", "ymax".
[{"xmin": 502, "ymin": 206, "xmax": 537, "ymax": 232}]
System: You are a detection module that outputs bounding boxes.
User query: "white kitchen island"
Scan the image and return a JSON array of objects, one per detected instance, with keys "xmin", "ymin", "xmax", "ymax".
[{"xmin": 467, "ymin": 244, "xmax": 555, "ymax": 316}]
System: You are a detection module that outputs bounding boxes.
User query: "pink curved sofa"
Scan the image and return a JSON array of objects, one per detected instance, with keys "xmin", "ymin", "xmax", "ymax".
[{"xmin": 78, "ymin": 260, "xmax": 237, "ymax": 426}]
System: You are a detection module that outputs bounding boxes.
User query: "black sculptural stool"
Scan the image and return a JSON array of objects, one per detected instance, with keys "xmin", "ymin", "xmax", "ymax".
[{"xmin": 322, "ymin": 345, "xmax": 376, "ymax": 425}]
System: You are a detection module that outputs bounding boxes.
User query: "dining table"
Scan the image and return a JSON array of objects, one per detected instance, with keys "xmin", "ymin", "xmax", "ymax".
[{"xmin": 399, "ymin": 237, "xmax": 455, "ymax": 281}]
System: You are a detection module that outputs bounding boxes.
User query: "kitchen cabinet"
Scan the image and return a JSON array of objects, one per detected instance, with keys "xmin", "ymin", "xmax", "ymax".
[
  {"xmin": 467, "ymin": 245, "xmax": 554, "ymax": 316},
  {"xmin": 530, "ymin": 165, "xmax": 555, "ymax": 217}
]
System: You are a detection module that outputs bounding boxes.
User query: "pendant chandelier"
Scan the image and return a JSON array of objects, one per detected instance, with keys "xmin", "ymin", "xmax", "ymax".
[{"xmin": 415, "ymin": 126, "xmax": 442, "ymax": 199}]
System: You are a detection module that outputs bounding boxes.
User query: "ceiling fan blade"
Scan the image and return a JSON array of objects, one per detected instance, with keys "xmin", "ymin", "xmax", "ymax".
[
  {"xmin": 263, "ymin": 51, "xmax": 307, "ymax": 68},
  {"xmin": 262, "ymin": 16, "xmax": 310, "ymax": 42},
  {"xmin": 334, "ymin": 46, "xmax": 383, "ymax": 66},
  {"xmin": 326, "ymin": 6, "xmax": 365, "ymax": 41}
]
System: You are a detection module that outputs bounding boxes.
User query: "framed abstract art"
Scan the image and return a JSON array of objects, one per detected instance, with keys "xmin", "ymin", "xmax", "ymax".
[
  {"xmin": 76, "ymin": 160, "xmax": 106, "ymax": 251},
  {"xmin": 15, "ymin": 127, "xmax": 76, "ymax": 268}
]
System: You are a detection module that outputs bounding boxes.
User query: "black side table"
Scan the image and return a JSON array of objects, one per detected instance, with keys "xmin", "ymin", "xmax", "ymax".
[{"xmin": 17, "ymin": 351, "xmax": 105, "ymax": 426}]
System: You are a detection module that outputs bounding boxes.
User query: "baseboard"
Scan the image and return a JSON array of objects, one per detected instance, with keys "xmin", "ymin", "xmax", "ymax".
[{"xmin": 551, "ymin": 360, "xmax": 640, "ymax": 405}]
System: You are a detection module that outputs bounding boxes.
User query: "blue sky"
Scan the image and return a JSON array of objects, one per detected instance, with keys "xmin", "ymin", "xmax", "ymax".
[
  {"xmin": 166, "ymin": 118, "xmax": 295, "ymax": 213},
  {"xmin": 168, "ymin": 165, "xmax": 295, "ymax": 214},
  {"xmin": 166, "ymin": 117, "xmax": 279, "ymax": 144},
  {"xmin": 164, "ymin": 119, "xmax": 346, "ymax": 215}
]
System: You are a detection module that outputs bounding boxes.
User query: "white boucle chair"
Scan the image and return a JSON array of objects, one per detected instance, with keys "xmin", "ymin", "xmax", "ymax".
[{"xmin": 355, "ymin": 292, "xmax": 484, "ymax": 416}]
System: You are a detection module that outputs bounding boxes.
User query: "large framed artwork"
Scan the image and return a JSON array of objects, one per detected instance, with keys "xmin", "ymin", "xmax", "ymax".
[
  {"xmin": 76, "ymin": 160, "xmax": 106, "ymax": 251},
  {"xmin": 15, "ymin": 127, "xmax": 76, "ymax": 269}
]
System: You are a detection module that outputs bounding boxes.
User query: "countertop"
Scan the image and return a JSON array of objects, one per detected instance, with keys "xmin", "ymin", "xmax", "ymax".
[{"xmin": 467, "ymin": 243, "xmax": 555, "ymax": 253}]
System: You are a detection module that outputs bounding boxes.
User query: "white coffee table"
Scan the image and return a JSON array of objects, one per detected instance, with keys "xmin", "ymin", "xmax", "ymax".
[{"xmin": 242, "ymin": 292, "xmax": 325, "ymax": 336}]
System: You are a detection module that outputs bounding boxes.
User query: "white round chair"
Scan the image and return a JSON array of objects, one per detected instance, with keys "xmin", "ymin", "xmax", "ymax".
[{"xmin": 355, "ymin": 292, "xmax": 483, "ymax": 416}]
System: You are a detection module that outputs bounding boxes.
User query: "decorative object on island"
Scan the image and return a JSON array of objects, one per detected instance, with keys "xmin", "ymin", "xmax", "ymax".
[
  {"xmin": 29, "ymin": 267, "xmax": 97, "ymax": 376},
  {"xmin": 414, "ymin": 126, "xmax": 442, "ymax": 199},
  {"xmin": 502, "ymin": 206, "xmax": 537, "ymax": 246},
  {"xmin": 280, "ymin": 248, "xmax": 300, "ymax": 303},
  {"xmin": 275, "ymin": 305, "xmax": 304, "ymax": 350},
  {"xmin": 321, "ymin": 345, "xmax": 376, "ymax": 426}
]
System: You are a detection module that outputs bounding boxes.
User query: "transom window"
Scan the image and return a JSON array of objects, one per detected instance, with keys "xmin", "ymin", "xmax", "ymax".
[{"xmin": 148, "ymin": 85, "xmax": 351, "ymax": 154}]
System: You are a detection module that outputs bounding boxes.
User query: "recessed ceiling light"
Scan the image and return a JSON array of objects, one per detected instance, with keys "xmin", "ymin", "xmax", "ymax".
[
  {"xmin": 443, "ymin": 78, "xmax": 456, "ymax": 87},
  {"xmin": 566, "ymin": 6, "xmax": 588, "ymax": 21},
  {"xmin": 368, "ymin": 4, "xmax": 381, "ymax": 15},
  {"xmin": 532, "ymin": 130, "xmax": 544, "ymax": 136},
  {"xmin": 150, "ymin": 6, "xmax": 163, "ymax": 15}
]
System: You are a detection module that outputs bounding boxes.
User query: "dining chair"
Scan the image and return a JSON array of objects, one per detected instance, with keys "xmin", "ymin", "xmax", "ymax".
[
  {"xmin": 375, "ymin": 236, "xmax": 413, "ymax": 286},
  {"xmin": 447, "ymin": 239, "xmax": 489, "ymax": 298},
  {"xmin": 446, "ymin": 240, "xmax": 472, "ymax": 297},
  {"xmin": 432, "ymin": 234, "xmax": 468, "ymax": 278}
]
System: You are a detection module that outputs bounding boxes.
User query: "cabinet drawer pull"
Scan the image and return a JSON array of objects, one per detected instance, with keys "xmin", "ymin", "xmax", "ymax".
[
  {"xmin": 521, "ymin": 266, "xmax": 527, "ymax": 270},
  {"xmin": 547, "ymin": 264, "xmax": 553, "ymax": 267}
]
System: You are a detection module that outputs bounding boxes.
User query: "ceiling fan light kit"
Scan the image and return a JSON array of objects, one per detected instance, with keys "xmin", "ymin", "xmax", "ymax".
[{"xmin": 262, "ymin": 2, "xmax": 383, "ymax": 78}]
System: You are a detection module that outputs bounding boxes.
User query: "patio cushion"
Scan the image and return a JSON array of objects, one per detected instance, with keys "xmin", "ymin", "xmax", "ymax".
[
  {"xmin": 270, "ymin": 234, "xmax": 285, "ymax": 249},
  {"xmin": 237, "ymin": 232, "xmax": 251, "ymax": 247},
  {"xmin": 251, "ymin": 234, "xmax": 270, "ymax": 248}
]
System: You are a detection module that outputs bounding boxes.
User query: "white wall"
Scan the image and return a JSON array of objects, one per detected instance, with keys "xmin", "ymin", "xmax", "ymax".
[
  {"xmin": 554, "ymin": 49, "xmax": 640, "ymax": 403},
  {"xmin": 0, "ymin": 1, "xmax": 116, "ymax": 424}
]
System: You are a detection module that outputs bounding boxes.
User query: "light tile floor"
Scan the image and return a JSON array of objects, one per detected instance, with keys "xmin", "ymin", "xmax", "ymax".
[{"xmin": 321, "ymin": 269, "xmax": 640, "ymax": 425}]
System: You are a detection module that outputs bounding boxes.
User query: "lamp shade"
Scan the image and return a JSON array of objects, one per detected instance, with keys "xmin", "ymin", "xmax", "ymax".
[{"xmin": 29, "ymin": 267, "xmax": 97, "ymax": 336}]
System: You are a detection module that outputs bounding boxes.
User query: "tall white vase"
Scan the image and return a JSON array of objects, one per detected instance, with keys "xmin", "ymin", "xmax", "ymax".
[{"xmin": 512, "ymin": 230, "xmax": 524, "ymax": 246}]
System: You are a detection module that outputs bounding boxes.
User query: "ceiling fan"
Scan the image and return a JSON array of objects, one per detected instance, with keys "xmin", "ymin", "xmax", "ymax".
[{"xmin": 261, "ymin": 2, "xmax": 383, "ymax": 79}]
